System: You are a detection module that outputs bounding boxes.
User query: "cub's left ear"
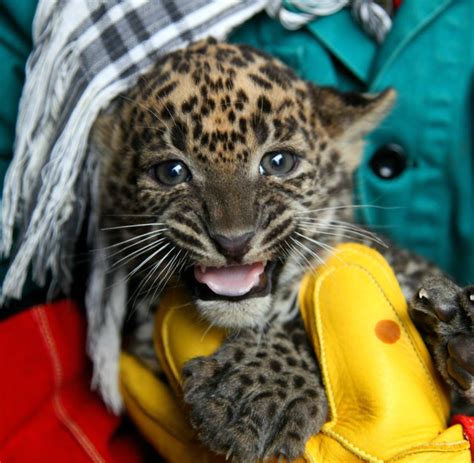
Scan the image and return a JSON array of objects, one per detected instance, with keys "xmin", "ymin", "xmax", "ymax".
[
  {"xmin": 312, "ymin": 87, "xmax": 396, "ymax": 168},
  {"xmin": 314, "ymin": 87, "xmax": 396, "ymax": 139}
]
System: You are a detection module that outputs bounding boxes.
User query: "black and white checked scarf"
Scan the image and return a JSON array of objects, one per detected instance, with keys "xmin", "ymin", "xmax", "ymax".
[{"xmin": 1, "ymin": 0, "xmax": 394, "ymax": 411}]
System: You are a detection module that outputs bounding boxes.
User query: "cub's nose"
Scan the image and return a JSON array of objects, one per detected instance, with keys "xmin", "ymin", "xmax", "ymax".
[{"xmin": 212, "ymin": 232, "xmax": 253, "ymax": 257}]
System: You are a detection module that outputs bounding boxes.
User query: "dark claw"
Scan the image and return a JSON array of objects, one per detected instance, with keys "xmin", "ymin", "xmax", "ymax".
[
  {"xmin": 460, "ymin": 286, "xmax": 474, "ymax": 317},
  {"xmin": 467, "ymin": 287, "xmax": 474, "ymax": 304},
  {"xmin": 417, "ymin": 280, "xmax": 458, "ymax": 322},
  {"xmin": 417, "ymin": 288, "xmax": 429, "ymax": 301},
  {"xmin": 448, "ymin": 335, "xmax": 474, "ymax": 375},
  {"xmin": 447, "ymin": 357, "xmax": 473, "ymax": 390}
]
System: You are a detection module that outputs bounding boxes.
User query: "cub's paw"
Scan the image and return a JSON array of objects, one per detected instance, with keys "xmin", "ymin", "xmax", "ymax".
[
  {"xmin": 410, "ymin": 277, "xmax": 474, "ymax": 402},
  {"xmin": 182, "ymin": 341, "xmax": 327, "ymax": 462}
]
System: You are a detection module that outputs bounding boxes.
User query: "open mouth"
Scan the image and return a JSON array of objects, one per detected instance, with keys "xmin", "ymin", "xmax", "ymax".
[{"xmin": 184, "ymin": 261, "xmax": 277, "ymax": 301}]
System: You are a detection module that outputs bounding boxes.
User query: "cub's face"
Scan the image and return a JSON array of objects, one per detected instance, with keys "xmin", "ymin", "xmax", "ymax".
[{"xmin": 96, "ymin": 40, "xmax": 393, "ymax": 328}]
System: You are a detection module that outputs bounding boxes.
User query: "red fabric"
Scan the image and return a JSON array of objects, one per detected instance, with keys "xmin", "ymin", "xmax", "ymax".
[
  {"xmin": 393, "ymin": 0, "xmax": 403, "ymax": 10},
  {"xmin": 451, "ymin": 415, "xmax": 474, "ymax": 462},
  {"xmin": 0, "ymin": 300, "xmax": 145, "ymax": 463}
]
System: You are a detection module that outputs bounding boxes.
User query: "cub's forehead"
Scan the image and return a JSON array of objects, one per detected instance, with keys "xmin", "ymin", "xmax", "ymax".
[
  {"xmin": 123, "ymin": 41, "xmax": 318, "ymax": 164},
  {"xmin": 132, "ymin": 41, "xmax": 306, "ymax": 109}
]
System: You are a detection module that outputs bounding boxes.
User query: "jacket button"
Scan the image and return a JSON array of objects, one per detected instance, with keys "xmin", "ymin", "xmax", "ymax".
[{"xmin": 369, "ymin": 144, "xmax": 407, "ymax": 179}]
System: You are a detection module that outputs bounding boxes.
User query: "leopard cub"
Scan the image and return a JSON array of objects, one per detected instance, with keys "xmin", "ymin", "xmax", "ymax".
[{"xmin": 95, "ymin": 39, "xmax": 474, "ymax": 461}]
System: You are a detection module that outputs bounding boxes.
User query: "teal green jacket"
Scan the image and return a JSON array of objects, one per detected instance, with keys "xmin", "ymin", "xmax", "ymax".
[{"xmin": 230, "ymin": 0, "xmax": 474, "ymax": 285}]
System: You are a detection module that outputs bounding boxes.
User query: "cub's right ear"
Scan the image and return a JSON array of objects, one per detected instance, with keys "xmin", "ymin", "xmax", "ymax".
[{"xmin": 90, "ymin": 108, "xmax": 122, "ymax": 155}]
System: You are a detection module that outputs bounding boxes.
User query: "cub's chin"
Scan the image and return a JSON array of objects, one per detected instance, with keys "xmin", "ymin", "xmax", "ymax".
[{"xmin": 194, "ymin": 295, "xmax": 273, "ymax": 328}]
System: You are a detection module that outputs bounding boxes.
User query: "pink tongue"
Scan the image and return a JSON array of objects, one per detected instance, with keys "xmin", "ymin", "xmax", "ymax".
[{"xmin": 194, "ymin": 262, "xmax": 265, "ymax": 297}]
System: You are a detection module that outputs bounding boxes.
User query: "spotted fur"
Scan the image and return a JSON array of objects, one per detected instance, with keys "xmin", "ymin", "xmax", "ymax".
[{"xmin": 94, "ymin": 39, "xmax": 474, "ymax": 461}]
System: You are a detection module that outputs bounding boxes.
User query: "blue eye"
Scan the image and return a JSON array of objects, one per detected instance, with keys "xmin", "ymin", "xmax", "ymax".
[
  {"xmin": 259, "ymin": 151, "xmax": 297, "ymax": 176},
  {"xmin": 150, "ymin": 160, "xmax": 191, "ymax": 186}
]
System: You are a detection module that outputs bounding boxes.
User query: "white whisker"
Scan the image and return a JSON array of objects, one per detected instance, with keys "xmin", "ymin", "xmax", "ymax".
[
  {"xmin": 298, "ymin": 221, "xmax": 380, "ymax": 237},
  {"xmin": 101, "ymin": 214, "xmax": 159, "ymax": 218},
  {"xmin": 288, "ymin": 240, "xmax": 320, "ymax": 275},
  {"xmin": 277, "ymin": 241, "xmax": 292, "ymax": 261},
  {"xmin": 299, "ymin": 216, "xmax": 385, "ymax": 236},
  {"xmin": 105, "ymin": 241, "xmax": 173, "ymax": 293},
  {"xmin": 294, "ymin": 231, "xmax": 336, "ymax": 256},
  {"xmin": 200, "ymin": 317, "xmax": 218, "ymax": 342},
  {"xmin": 290, "ymin": 236, "xmax": 325, "ymax": 266},
  {"xmin": 148, "ymin": 249, "xmax": 182, "ymax": 303},
  {"xmin": 295, "ymin": 204, "xmax": 402, "ymax": 215},
  {"xmin": 299, "ymin": 217, "xmax": 379, "ymax": 234},
  {"xmin": 101, "ymin": 222, "xmax": 165, "ymax": 231},
  {"xmin": 109, "ymin": 237, "xmax": 167, "ymax": 270},
  {"xmin": 103, "ymin": 230, "xmax": 167, "ymax": 260},
  {"xmin": 130, "ymin": 244, "xmax": 175, "ymax": 296},
  {"xmin": 124, "ymin": 242, "xmax": 172, "ymax": 282},
  {"xmin": 176, "ymin": 251, "xmax": 190, "ymax": 275},
  {"xmin": 297, "ymin": 221, "xmax": 387, "ymax": 247}
]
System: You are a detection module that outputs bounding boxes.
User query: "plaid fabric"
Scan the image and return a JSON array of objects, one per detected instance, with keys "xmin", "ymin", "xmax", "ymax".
[{"xmin": 1, "ymin": 0, "xmax": 267, "ymax": 412}]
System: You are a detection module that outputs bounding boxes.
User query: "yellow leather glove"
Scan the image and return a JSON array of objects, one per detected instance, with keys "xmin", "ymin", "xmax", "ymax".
[{"xmin": 119, "ymin": 243, "xmax": 471, "ymax": 462}]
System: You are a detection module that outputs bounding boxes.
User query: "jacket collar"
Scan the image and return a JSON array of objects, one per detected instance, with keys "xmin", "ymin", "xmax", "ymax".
[
  {"xmin": 306, "ymin": 0, "xmax": 454, "ymax": 87},
  {"xmin": 306, "ymin": 9, "xmax": 376, "ymax": 85},
  {"xmin": 372, "ymin": 0, "xmax": 454, "ymax": 86}
]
